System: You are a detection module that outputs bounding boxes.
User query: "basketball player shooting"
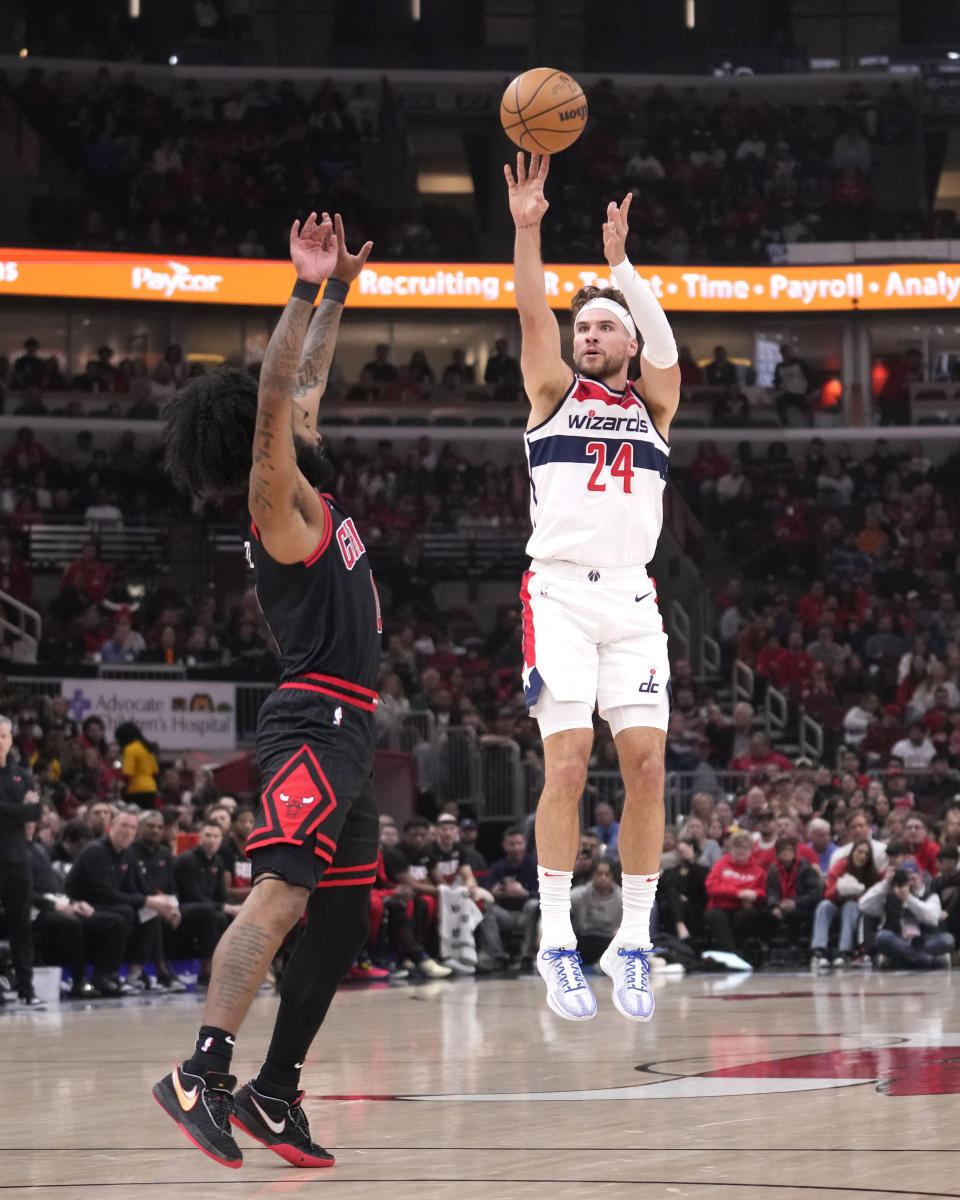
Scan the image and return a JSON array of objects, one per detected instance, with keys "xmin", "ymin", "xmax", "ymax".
[
  {"xmin": 504, "ymin": 152, "xmax": 681, "ymax": 1022},
  {"xmin": 153, "ymin": 211, "xmax": 381, "ymax": 1169}
]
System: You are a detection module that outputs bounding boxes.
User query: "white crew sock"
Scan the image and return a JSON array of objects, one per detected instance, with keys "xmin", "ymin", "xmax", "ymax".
[
  {"xmin": 537, "ymin": 866, "xmax": 576, "ymax": 950},
  {"xmin": 616, "ymin": 872, "xmax": 659, "ymax": 950}
]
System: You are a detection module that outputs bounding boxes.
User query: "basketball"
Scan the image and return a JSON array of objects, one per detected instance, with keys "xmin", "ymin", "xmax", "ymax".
[{"xmin": 499, "ymin": 67, "xmax": 587, "ymax": 154}]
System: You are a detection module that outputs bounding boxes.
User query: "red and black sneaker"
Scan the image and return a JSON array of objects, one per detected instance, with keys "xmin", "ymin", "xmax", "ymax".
[
  {"xmin": 153, "ymin": 1064, "xmax": 242, "ymax": 1169},
  {"xmin": 232, "ymin": 1080, "xmax": 335, "ymax": 1167}
]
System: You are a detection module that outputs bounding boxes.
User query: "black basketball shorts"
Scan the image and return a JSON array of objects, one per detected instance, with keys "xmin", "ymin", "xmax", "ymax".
[{"xmin": 246, "ymin": 684, "xmax": 379, "ymax": 891}]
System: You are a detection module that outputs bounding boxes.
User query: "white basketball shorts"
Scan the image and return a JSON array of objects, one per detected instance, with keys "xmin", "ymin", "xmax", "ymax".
[{"xmin": 519, "ymin": 558, "xmax": 671, "ymax": 732}]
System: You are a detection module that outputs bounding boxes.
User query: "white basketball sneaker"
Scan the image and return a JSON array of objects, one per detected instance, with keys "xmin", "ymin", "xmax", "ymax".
[
  {"xmin": 536, "ymin": 947, "xmax": 597, "ymax": 1021},
  {"xmin": 600, "ymin": 943, "xmax": 657, "ymax": 1022}
]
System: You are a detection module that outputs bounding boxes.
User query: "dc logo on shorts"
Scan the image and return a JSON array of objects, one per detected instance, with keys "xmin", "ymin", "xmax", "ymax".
[
  {"xmin": 639, "ymin": 667, "xmax": 660, "ymax": 694},
  {"xmin": 587, "ymin": 569, "xmax": 601, "ymax": 582}
]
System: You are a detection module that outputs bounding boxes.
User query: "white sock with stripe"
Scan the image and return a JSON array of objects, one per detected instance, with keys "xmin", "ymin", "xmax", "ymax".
[
  {"xmin": 616, "ymin": 872, "xmax": 659, "ymax": 950},
  {"xmin": 537, "ymin": 866, "xmax": 577, "ymax": 950}
]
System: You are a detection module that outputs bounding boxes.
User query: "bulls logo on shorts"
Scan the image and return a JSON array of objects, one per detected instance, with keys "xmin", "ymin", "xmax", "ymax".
[{"xmin": 247, "ymin": 744, "xmax": 338, "ymax": 856}]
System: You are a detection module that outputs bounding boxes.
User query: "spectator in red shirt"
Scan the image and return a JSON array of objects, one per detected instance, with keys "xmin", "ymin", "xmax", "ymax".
[
  {"xmin": 811, "ymin": 838, "xmax": 878, "ymax": 967},
  {"xmin": 678, "ymin": 346, "xmax": 703, "ymax": 386},
  {"xmin": 766, "ymin": 836, "xmax": 823, "ymax": 949},
  {"xmin": 61, "ymin": 540, "xmax": 114, "ymax": 605},
  {"xmin": 754, "ymin": 816, "xmax": 819, "ymax": 871},
  {"xmin": 922, "ymin": 687, "xmax": 953, "ymax": 740},
  {"xmin": 704, "ymin": 830, "xmax": 771, "ymax": 961},
  {"xmin": 425, "ymin": 634, "xmax": 459, "ymax": 680},
  {"xmin": 861, "ymin": 704, "xmax": 906, "ymax": 765},
  {"xmin": 836, "ymin": 748, "xmax": 871, "ymax": 792},
  {"xmin": 8, "ymin": 492, "xmax": 44, "ymax": 533},
  {"xmin": 755, "ymin": 633, "xmax": 785, "ymax": 687},
  {"xmin": 885, "ymin": 767, "xmax": 915, "ymax": 812},
  {"xmin": 797, "ymin": 580, "xmax": 827, "ymax": 634},
  {"xmin": 902, "ymin": 813, "xmax": 940, "ymax": 876},
  {"xmin": 730, "ymin": 731, "xmax": 793, "ymax": 777},
  {"xmin": 776, "ymin": 630, "xmax": 818, "ymax": 693},
  {"xmin": 733, "ymin": 784, "xmax": 768, "ymax": 826},
  {"xmin": 876, "ymin": 349, "xmax": 921, "ymax": 425},
  {"xmin": 736, "ymin": 614, "xmax": 770, "ymax": 670},
  {"xmin": 73, "ymin": 603, "xmax": 108, "ymax": 660},
  {"xmin": 1, "ymin": 426, "xmax": 52, "ymax": 481},
  {"xmin": 687, "ymin": 441, "xmax": 731, "ymax": 510}
]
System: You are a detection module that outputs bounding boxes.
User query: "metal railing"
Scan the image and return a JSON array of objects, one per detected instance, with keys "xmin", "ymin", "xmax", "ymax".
[
  {"xmin": 235, "ymin": 682, "xmax": 273, "ymax": 742},
  {"xmin": 433, "ymin": 725, "xmax": 481, "ymax": 808},
  {"xmin": 733, "ymin": 659, "xmax": 755, "ymax": 705},
  {"xmin": 700, "ymin": 633, "xmax": 721, "ymax": 680},
  {"xmin": 98, "ymin": 663, "xmax": 187, "ymax": 680},
  {"xmin": 478, "ymin": 740, "xmax": 525, "ymax": 823},
  {"xmin": 28, "ymin": 522, "xmax": 169, "ymax": 571},
  {"xmin": 799, "ymin": 713, "xmax": 825, "ymax": 762},
  {"xmin": 764, "ymin": 685, "xmax": 789, "ymax": 737},
  {"xmin": 377, "ymin": 708, "xmax": 436, "ymax": 754},
  {"xmin": 0, "ymin": 588, "xmax": 41, "ymax": 663}
]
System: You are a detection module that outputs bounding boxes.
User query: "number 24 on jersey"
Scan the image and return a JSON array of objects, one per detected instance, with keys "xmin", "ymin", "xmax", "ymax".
[{"xmin": 585, "ymin": 442, "xmax": 635, "ymax": 493}]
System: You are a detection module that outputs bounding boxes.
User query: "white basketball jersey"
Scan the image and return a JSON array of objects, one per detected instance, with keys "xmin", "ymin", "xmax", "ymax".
[{"xmin": 524, "ymin": 374, "xmax": 669, "ymax": 568}]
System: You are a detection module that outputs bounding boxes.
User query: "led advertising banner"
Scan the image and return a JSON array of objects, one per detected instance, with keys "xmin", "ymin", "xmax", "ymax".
[{"xmin": 2, "ymin": 247, "xmax": 959, "ymax": 312}]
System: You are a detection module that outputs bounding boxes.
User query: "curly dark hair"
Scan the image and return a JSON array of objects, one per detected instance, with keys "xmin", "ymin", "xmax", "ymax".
[
  {"xmin": 115, "ymin": 721, "xmax": 158, "ymax": 755},
  {"xmin": 162, "ymin": 368, "xmax": 259, "ymax": 500},
  {"xmin": 570, "ymin": 285, "xmax": 630, "ymax": 319}
]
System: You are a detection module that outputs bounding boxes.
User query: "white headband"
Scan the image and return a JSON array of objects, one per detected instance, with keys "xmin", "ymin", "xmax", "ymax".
[{"xmin": 575, "ymin": 297, "xmax": 636, "ymax": 339}]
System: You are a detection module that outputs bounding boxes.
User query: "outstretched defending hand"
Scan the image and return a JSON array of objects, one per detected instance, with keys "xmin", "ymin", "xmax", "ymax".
[
  {"xmin": 290, "ymin": 210, "xmax": 337, "ymax": 284},
  {"xmin": 602, "ymin": 193, "xmax": 632, "ymax": 267},
  {"xmin": 332, "ymin": 213, "xmax": 374, "ymax": 284},
  {"xmin": 504, "ymin": 152, "xmax": 550, "ymax": 228}
]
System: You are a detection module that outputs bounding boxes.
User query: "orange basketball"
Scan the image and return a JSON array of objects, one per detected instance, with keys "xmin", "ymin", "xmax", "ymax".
[{"xmin": 500, "ymin": 67, "xmax": 588, "ymax": 154}]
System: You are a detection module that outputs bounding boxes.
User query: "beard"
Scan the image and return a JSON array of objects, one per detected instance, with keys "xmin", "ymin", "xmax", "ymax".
[
  {"xmin": 573, "ymin": 348, "xmax": 628, "ymax": 382},
  {"xmin": 294, "ymin": 436, "xmax": 337, "ymax": 491}
]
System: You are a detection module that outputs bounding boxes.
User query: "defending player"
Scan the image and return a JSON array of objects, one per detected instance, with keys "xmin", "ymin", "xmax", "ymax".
[
  {"xmin": 153, "ymin": 212, "xmax": 379, "ymax": 1168},
  {"xmin": 504, "ymin": 153, "xmax": 680, "ymax": 1022}
]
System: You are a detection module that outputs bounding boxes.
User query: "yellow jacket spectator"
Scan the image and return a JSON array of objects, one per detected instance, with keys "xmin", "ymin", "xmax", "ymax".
[{"xmin": 116, "ymin": 721, "xmax": 159, "ymax": 808}]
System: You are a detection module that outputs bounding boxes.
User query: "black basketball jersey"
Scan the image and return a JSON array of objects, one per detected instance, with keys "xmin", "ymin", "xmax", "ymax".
[{"xmin": 245, "ymin": 493, "xmax": 382, "ymax": 706}]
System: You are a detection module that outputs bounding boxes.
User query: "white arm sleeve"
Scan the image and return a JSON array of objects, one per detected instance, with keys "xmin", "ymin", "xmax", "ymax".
[{"xmin": 610, "ymin": 256, "xmax": 678, "ymax": 369}]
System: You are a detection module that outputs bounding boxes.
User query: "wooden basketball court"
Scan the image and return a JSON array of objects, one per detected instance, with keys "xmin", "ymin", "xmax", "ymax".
[{"xmin": 3, "ymin": 968, "xmax": 958, "ymax": 1198}]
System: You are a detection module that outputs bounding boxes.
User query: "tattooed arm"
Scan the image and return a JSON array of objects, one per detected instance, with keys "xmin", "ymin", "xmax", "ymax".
[
  {"xmin": 291, "ymin": 215, "xmax": 373, "ymax": 436},
  {"xmin": 248, "ymin": 212, "xmax": 336, "ymax": 563},
  {"xmin": 291, "ymin": 300, "xmax": 344, "ymax": 438}
]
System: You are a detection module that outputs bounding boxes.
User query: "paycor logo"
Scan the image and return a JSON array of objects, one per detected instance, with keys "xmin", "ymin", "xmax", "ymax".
[{"xmin": 131, "ymin": 261, "xmax": 223, "ymax": 298}]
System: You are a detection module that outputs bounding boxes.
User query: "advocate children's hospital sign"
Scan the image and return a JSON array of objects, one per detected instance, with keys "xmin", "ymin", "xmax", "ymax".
[
  {"xmin": 61, "ymin": 679, "xmax": 236, "ymax": 751},
  {"xmin": 3, "ymin": 247, "xmax": 960, "ymax": 312}
]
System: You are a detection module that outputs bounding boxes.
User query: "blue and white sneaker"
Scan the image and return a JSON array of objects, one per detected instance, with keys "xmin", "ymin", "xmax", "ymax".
[
  {"xmin": 600, "ymin": 943, "xmax": 658, "ymax": 1022},
  {"xmin": 536, "ymin": 947, "xmax": 597, "ymax": 1021}
]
